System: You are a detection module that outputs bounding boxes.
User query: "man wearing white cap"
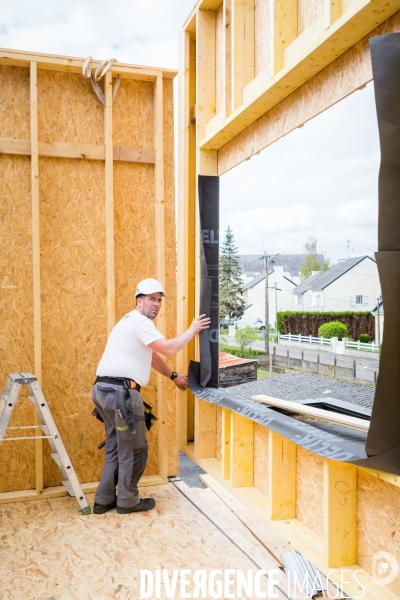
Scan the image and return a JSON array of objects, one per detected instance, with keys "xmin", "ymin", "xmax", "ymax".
[{"xmin": 92, "ymin": 278, "xmax": 210, "ymax": 515}]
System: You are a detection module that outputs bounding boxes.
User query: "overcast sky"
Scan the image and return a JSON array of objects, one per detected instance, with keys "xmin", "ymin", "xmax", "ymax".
[{"xmin": 1, "ymin": 0, "xmax": 380, "ymax": 265}]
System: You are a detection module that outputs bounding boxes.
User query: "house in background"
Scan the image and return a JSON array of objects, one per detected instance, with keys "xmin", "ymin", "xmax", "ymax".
[
  {"xmin": 237, "ymin": 253, "xmax": 326, "ymax": 286},
  {"xmin": 291, "ymin": 256, "xmax": 381, "ymax": 313},
  {"xmin": 371, "ymin": 299, "xmax": 384, "ymax": 344},
  {"xmin": 241, "ymin": 265, "xmax": 297, "ymax": 328}
]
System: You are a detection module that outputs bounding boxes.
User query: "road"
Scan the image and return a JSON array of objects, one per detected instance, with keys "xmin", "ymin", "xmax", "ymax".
[{"xmin": 224, "ymin": 336, "xmax": 379, "ymax": 382}]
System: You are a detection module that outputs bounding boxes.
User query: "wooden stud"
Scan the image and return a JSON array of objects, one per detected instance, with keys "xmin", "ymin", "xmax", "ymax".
[
  {"xmin": 196, "ymin": 8, "xmax": 217, "ymax": 139},
  {"xmin": 177, "ymin": 32, "xmax": 197, "ymax": 447},
  {"xmin": 104, "ymin": 70, "xmax": 115, "ymax": 338},
  {"xmin": 230, "ymin": 412, "xmax": 253, "ymax": 487},
  {"xmin": 154, "ymin": 75, "xmax": 168, "ymax": 481},
  {"xmin": 195, "ymin": 398, "xmax": 217, "ymax": 459},
  {"xmin": 268, "ymin": 431, "xmax": 296, "ymax": 520},
  {"xmin": 324, "ymin": 459, "xmax": 357, "ymax": 567},
  {"xmin": 231, "ymin": 0, "xmax": 255, "ymax": 111},
  {"xmin": 270, "ymin": 0, "xmax": 298, "ymax": 76},
  {"xmin": 224, "ymin": 0, "xmax": 233, "ymax": 116},
  {"xmin": 221, "ymin": 407, "xmax": 231, "ymax": 480},
  {"xmin": 325, "ymin": 0, "xmax": 341, "ymax": 29},
  {"xmin": 30, "ymin": 61, "xmax": 43, "ymax": 495}
]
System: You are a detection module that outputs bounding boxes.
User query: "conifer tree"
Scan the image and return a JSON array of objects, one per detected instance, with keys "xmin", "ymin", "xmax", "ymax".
[{"xmin": 219, "ymin": 226, "xmax": 245, "ymax": 324}]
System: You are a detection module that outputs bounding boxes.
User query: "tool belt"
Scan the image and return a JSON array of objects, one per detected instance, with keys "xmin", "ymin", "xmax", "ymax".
[{"xmin": 92, "ymin": 376, "xmax": 157, "ymax": 434}]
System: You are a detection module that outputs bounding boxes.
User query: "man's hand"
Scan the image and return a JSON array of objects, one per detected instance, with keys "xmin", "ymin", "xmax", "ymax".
[
  {"xmin": 189, "ymin": 314, "xmax": 211, "ymax": 335},
  {"xmin": 173, "ymin": 374, "xmax": 188, "ymax": 391}
]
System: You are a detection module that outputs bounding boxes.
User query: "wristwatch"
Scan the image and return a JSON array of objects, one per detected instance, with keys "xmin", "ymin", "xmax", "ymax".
[{"xmin": 170, "ymin": 371, "xmax": 178, "ymax": 380}]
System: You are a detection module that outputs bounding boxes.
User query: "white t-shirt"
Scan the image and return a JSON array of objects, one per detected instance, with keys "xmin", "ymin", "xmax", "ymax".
[{"xmin": 96, "ymin": 309, "xmax": 164, "ymax": 387}]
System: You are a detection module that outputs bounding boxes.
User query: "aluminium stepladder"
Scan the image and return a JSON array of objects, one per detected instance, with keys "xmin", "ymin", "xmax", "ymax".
[{"xmin": 0, "ymin": 372, "xmax": 91, "ymax": 514}]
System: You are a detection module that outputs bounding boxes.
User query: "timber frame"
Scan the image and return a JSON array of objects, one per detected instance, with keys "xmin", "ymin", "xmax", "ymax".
[
  {"xmin": 0, "ymin": 48, "xmax": 177, "ymax": 503},
  {"xmin": 177, "ymin": 0, "xmax": 400, "ymax": 597}
]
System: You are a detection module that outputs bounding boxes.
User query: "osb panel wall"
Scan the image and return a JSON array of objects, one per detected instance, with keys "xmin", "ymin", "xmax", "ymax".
[
  {"xmin": 218, "ymin": 10, "xmax": 400, "ymax": 174},
  {"xmin": 255, "ymin": 0, "xmax": 271, "ymax": 76},
  {"xmin": 296, "ymin": 447, "xmax": 324, "ymax": 537},
  {"xmin": 0, "ymin": 155, "xmax": 35, "ymax": 492},
  {"xmin": 216, "ymin": 406, "xmax": 222, "ymax": 461},
  {"xmin": 0, "ymin": 65, "xmax": 176, "ymax": 491},
  {"xmin": 0, "ymin": 65, "xmax": 30, "ymax": 139},
  {"xmin": 215, "ymin": 2, "xmax": 225, "ymax": 115},
  {"xmin": 253, "ymin": 423, "xmax": 269, "ymax": 497},
  {"xmin": 358, "ymin": 470, "xmax": 400, "ymax": 596},
  {"xmin": 39, "ymin": 157, "xmax": 107, "ymax": 486},
  {"xmin": 298, "ymin": 0, "xmax": 324, "ymax": 35}
]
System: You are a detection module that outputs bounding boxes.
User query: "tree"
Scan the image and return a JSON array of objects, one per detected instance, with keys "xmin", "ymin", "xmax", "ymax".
[
  {"xmin": 235, "ymin": 325, "xmax": 258, "ymax": 357},
  {"xmin": 219, "ymin": 225, "xmax": 245, "ymax": 324},
  {"xmin": 300, "ymin": 237, "xmax": 330, "ymax": 281}
]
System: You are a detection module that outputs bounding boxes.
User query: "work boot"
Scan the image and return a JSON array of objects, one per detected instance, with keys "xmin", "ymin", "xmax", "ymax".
[
  {"xmin": 116, "ymin": 498, "xmax": 156, "ymax": 513},
  {"xmin": 93, "ymin": 499, "xmax": 117, "ymax": 514}
]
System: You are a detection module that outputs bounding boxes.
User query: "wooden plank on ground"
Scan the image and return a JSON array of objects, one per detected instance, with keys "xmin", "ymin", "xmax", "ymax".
[
  {"xmin": 200, "ymin": 472, "xmax": 291, "ymax": 565},
  {"xmin": 252, "ymin": 394, "xmax": 369, "ymax": 430},
  {"xmin": 172, "ymin": 479, "xmax": 301, "ymax": 599}
]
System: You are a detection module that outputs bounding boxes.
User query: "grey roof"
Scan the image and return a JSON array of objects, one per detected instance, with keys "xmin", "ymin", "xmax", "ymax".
[
  {"xmin": 371, "ymin": 300, "xmax": 383, "ymax": 314},
  {"xmin": 242, "ymin": 270, "xmax": 296, "ymax": 292},
  {"xmin": 228, "ymin": 372, "xmax": 374, "ymax": 408},
  {"xmin": 292, "ymin": 255, "xmax": 375, "ymax": 295},
  {"xmin": 238, "ymin": 254, "xmax": 325, "ymax": 278}
]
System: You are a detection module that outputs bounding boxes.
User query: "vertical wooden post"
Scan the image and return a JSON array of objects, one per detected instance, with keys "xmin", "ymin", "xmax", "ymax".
[
  {"xmin": 269, "ymin": 431, "xmax": 296, "ymax": 520},
  {"xmin": 104, "ymin": 70, "xmax": 115, "ymax": 337},
  {"xmin": 177, "ymin": 31, "xmax": 197, "ymax": 447},
  {"xmin": 30, "ymin": 61, "xmax": 43, "ymax": 495},
  {"xmin": 231, "ymin": 0, "xmax": 255, "ymax": 111},
  {"xmin": 154, "ymin": 75, "xmax": 168, "ymax": 480},
  {"xmin": 270, "ymin": 0, "xmax": 298, "ymax": 76},
  {"xmin": 224, "ymin": 0, "xmax": 233, "ymax": 117},
  {"xmin": 325, "ymin": 0, "xmax": 341, "ymax": 29},
  {"xmin": 230, "ymin": 412, "xmax": 254, "ymax": 487},
  {"xmin": 194, "ymin": 9, "xmax": 218, "ymax": 459},
  {"xmin": 324, "ymin": 459, "xmax": 357, "ymax": 567},
  {"xmin": 221, "ymin": 408, "xmax": 231, "ymax": 480}
]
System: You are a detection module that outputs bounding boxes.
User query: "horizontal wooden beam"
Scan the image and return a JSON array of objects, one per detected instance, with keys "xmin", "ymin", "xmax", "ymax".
[
  {"xmin": 252, "ymin": 394, "xmax": 370, "ymax": 430},
  {"xmin": 0, "ymin": 138, "xmax": 155, "ymax": 164},
  {"xmin": 0, "ymin": 48, "xmax": 176, "ymax": 80},
  {"xmin": 200, "ymin": 0, "xmax": 400, "ymax": 150},
  {"xmin": 0, "ymin": 475, "xmax": 167, "ymax": 505}
]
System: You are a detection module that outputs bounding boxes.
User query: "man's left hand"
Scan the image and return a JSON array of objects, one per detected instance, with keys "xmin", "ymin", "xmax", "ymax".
[{"xmin": 173, "ymin": 374, "xmax": 188, "ymax": 391}]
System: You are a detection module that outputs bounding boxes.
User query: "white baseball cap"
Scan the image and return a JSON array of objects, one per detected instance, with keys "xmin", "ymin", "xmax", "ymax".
[{"xmin": 135, "ymin": 278, "xmax": 167, "ymax": 298}]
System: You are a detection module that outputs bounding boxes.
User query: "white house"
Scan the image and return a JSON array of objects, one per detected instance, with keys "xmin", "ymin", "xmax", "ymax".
[
  {"xmin": 241, "ymin": 265, "xmax": 297, "ymax": 328},
  {"xmin": 291, "ymin": 256, "xmax": 381, "ymax": 313}
]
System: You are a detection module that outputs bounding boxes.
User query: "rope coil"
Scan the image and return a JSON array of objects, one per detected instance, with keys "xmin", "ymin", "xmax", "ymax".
[{"xmin": 82, "ymin": 55, "xmax": 121, "ymax": 106}]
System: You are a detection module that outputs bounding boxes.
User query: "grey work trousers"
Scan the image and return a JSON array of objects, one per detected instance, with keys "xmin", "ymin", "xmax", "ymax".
[{"xmin": 92, "ymin": 382, "xmax": 148, "ymax": 508}]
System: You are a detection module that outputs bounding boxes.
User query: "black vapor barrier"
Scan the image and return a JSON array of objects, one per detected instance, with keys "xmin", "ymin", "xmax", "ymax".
[
  {"xmin": 198, "ymin": 175, "xmax": 219, "ymax": 388},
  {"xmin": 190, "ymin": 38, "xmax": 400, "ymax": 474}
]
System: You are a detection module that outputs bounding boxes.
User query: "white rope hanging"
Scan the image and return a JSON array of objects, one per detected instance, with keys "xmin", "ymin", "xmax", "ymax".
[{"xmin": 82, "ymin": 56, "xmax": 121, "ymax": 105}]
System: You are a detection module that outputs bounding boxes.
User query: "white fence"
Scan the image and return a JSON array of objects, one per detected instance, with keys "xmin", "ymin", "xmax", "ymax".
[{"xmin": 280, "ymin": 333, "xmax": 380, "ymax": 353}]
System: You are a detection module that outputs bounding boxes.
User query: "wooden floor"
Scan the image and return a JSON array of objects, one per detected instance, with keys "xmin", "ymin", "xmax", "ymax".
[{"xmin": 0, "ymin": 483, "xmax": 278, "ymax": 599}]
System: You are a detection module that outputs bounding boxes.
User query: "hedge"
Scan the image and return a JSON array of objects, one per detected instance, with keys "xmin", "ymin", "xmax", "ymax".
[{"xmin": 277, "ymin": 311, "xmax": 374, "ymax": 340}]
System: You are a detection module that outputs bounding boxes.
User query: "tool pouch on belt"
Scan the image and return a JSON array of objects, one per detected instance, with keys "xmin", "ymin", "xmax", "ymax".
[{"xmin": 143, "ymin": 401, "xmax": 158, "ymax": 431}]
